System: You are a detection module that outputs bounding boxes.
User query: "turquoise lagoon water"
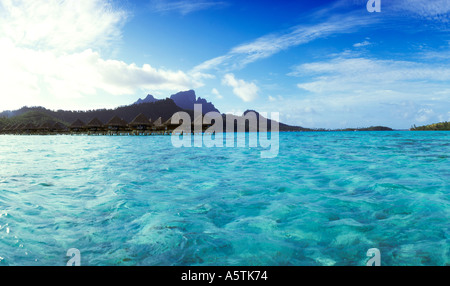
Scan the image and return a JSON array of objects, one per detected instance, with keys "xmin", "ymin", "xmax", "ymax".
[{"xmin": 0, "ymin": 132, "xmax": 448, "ymax": 266}]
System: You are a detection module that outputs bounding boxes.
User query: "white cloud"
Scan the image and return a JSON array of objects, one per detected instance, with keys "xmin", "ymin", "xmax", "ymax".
[
  {"xmin": 222, "ymin": 74, "xmax": 258, "ymax": 102},
  {"xmin": 293, "ymin": 56, "xmax": 450, "ymax": 93},
  {"xmin": 192, "ymin": 55, "xmax": 231, "ymax": 73},
  {"xmin": 0, "ymin": 0, "xmax": 201, "ymax": 111},
  {"xmin": 0, "ymin": 42, "xmax": 202, "ymax": 110},
  {"xmin": 415, "ymin": 108, "xmax": 435, "ymax": 122},
  {"xmin": 192, "ymin": 0, "xmax": 449, "ymax": 74},
  {"xmin": 267, "ymin": 95, "xmax": 285, "ymax": 102},
  {"xmin": 353, "ymin": 40, "xmax": 371, "ymax": 47},
  {"xmin": 193, "ymin": 14, "xmax": 379, "ymax": 72},
  {"xmin": 149, "ymin": 0, "xmax": 227, "ymax": 15},
  {"xmin": 211, "ymin": 88, "xmax": 223, "ymax": 99},
  {"xmin": 438, "ymin": 112, "xmax": 450, "ymax": 122},
  {"xmin": 282, "ymin": 54, "xmax": 450, "ymax": 128},
  {"xmin": 0, "ymin": 0, "xmax": 127, "ymax": 53}
]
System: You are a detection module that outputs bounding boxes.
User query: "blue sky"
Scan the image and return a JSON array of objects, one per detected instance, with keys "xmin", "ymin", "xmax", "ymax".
[{"xmin": 0, "ymin": 0, "xmax": 449, "ymax": 128}]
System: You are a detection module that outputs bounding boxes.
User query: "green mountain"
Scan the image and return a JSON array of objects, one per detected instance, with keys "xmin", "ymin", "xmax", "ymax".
[
  {"xmin": 0, "ymin": 91, "xmax": 397, "ymax": 132},
  {"xmin": 0, "ymin": 98, "xmax": 306, "ymax": 132},
  {"xmin": 0, "ymin": 110, "xmax": 69, "ymax": 129},
  {"xmin": 410, "ymin": 122, "xmax": 450, "ymax": 131},
  {"xmin": 0, "ymin": 99, "xmax": 189, "ymax": 125}
]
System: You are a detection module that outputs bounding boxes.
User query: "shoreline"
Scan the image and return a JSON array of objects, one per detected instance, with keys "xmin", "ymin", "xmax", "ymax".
[{"xmin": 1, "ymin": 130, "xmax": 448, "ymax": 137}]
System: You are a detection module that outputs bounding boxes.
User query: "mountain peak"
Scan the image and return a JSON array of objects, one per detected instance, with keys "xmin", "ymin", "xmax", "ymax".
[
  {"xmin": 170, "ymin": 90, "xmax": 219, "ymax": 113},
  {"xmin": 134, "ymin": 94, "xmax": 158, "ymax": 105},
  {"xmin": 170, "ymin": 90, "xmax": 197, "ymax": 105},
  {"xmin": 133, "ymin": 90, "xmax": 220, "ymax": 114}
]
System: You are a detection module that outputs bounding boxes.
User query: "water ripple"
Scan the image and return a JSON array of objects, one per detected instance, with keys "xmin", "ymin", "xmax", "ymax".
[{"xmin": 0, "ymin": 132, "xmax": 448, "ymax": 265}]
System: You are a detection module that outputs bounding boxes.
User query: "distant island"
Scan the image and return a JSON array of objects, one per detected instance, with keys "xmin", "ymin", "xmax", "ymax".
[
  {"xmin": 0, "ymin": 90, "xmax": 308, "ymax": 134},
  {"xmin": 2, "ymin": 89, "xmax": 442, "ymax": 135},
  {"xmin": 410, "ymin": 122, "xmax": 450, "ymax": 131},
  {"xmin": 308, "ymin": 126, "xmax": 394, "ymax": 132}
]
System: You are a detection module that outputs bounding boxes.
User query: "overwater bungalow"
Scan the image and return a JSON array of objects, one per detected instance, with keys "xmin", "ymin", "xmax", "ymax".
[
  {"xmin": 23, "ymin": 123, "xmax": 37, "ymax": 134},
  {"xmin": 152, "ymin": 117, "xmax": 165, "ymax": 133},
  {"xmin": 38, "ymin": 121, "xmax": 53, "ymax": 135},
  {"xmin": 10, "ymin": 123, "xmax": 21, "ymax": 134},
  {"xmin": 106, "ymin": 115, "xmax": 129, "ymax": 135},
  {"xmin": 13, "ymin": 123, "xmax": 22, "ymax": 133},
  {"xmin": 5, "ymin": 124, "xmax": 14, "ymax": 133},
  {"xmin": 69, "ymin": 119, "xmax": 86, "ymax": 134},
  {"xmin": 1, "ymin": 112, "xmax": 216, "ymax": 136},
  {"xmin": 6, "ymin": 124, "xmax": 14, "ymax": 133},
  {"xmin": 85, "ymin": 117, "xmax": 105, "ymax": 135},
  {"xmin": 52, "ymin": 122, "xmax": 68, "ymax": 134},
  {"xmin": 129, "ymin": 113, "xmax": 152, "ymax": 135},
  {"xmin": 163, "ymin": 113, "xmax": 187, "ymax": 134}
]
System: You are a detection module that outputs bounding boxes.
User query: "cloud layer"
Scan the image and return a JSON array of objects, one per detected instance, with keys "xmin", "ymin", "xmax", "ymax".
[
  {"xmin": 293, "ymin": 56, "xmax": 450, "ymax": 93},
  {"xmin": 283, "ymin": 55, "xmax": 450, "ymax": 128},
  {"xmin": 0, "ymin": 0, "xmax": 200, "ymax": 110},
  {"xmin": 0, "ymin": 0, "xmax": 126, "ymax": 53},
  {"xmin": 193, "ymin": 13, "xmax": 379, "ymax": 73}
]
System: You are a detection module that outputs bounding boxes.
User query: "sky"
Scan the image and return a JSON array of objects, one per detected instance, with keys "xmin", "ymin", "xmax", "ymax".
[{"xmin": 0, "ymin": 0, "xmax": 449, "ymax": 129}]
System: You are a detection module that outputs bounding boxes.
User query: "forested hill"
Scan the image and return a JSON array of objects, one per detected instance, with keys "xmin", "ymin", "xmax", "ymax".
[
  {"xmin": 0, "ymin": 92, "xmax": 397, "ymax": 132},
  {"xmin": 0, "ymin": 100, "xmax": 308, "ymax": 132},
  {"xmin": 0, "ymin": 99, "xmax": 192, "ymax": 126},
  {"xmin": 410, "ymin": 122, "xmax": 450, "ymax": 131}
]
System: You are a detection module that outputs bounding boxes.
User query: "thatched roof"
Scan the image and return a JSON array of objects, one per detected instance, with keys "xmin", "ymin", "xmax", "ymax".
[
  {"xmin": 106, "ymin": 115, "xmax": 128, "ymax": 127},
  {"xmin": 24, "ymin": 123, "xmax": 36, "ymax": 130},
  {"xmin": 38, "ymin": 121, "xmax": 54, "ymax": 130},
  {"xmin": 70, "ymin": 119, "xmax": 85, "ymax": 128},
  {"xmin": 6, "ymin": 125, "xmax": 14, "ymax": 131},
  {"xmin": 153, "ymin": 117, "xmax": 163, "ymax": 127},
  {"xmin": 6, "ymin": 124, "xmax": 14, "ymax": 131},
  {"xmin": 5, "ymin": 124, "xmax": 14, "ymax": 131},
  {"xmin": 11, "ymin": 123, "xmax": 22, "ymax": 131},
  {"xmin": 193, "ymin": 115, "xmax": 211, "ymax": 126},
  {"xmin": 129, "ymin": 113, "xmax": 152, "ymax": 126},
  {"xmin": 52, "ymin": 122, "xmax": 67, "ymax": 131},
  {"xmin": 163, "ymin": 113, "xmax": 185, "ymax": 126},
  {"xmin": 86, "ymin": 117, "xmax": 103, "ymax": 128}
]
